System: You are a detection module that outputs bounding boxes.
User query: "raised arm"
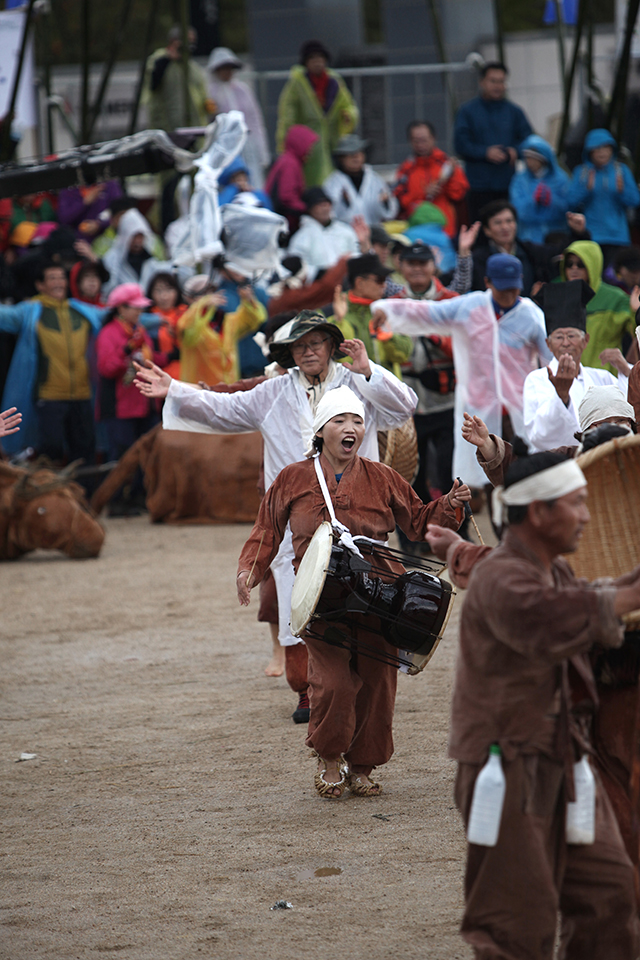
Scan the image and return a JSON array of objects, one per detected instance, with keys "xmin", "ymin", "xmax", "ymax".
[{"xmin": 370, "ymin": 294, "xmax": 461, "ymax": 338}]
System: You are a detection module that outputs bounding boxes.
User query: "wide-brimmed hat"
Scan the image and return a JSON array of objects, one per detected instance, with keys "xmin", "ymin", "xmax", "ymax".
[
  {"xmin": 106, "ymin": 282, "xmax": 152, "ymax": 309},
  {"xmin": 207, "ymin": 47, "xmax": 243, "ymax": 72},
  {"xmin": 333, "ymin": 134, "xmax": 369, "ymax": 156},
  {"xmin": 268, "ymin": 310, "xmax": 344, "ymax": 369}
]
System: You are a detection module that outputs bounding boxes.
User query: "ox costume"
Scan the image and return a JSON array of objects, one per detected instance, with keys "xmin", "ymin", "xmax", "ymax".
[
  {"xmin": 446, "ymin": 462, "xmax": 639, "ymax": 959},
  {"xmin": 162, "ymin": 331, "xmax": 417, "ymax": 649},
  {"xmin": 237, "ymin": 388, "xmax": 462, "ymax": 781},
  {"xmin": 371, "ymin": 283, "xmax": 550, "ymax": 486}
]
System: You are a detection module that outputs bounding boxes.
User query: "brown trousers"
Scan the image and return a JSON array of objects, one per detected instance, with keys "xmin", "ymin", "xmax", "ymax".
[
  {"xmin": 455, "ymin": 753, "xmax": 639, "ymax": 960},
  {"xmin": 304, "ymin": 618, "xmax": 398, "ymax": 776}
]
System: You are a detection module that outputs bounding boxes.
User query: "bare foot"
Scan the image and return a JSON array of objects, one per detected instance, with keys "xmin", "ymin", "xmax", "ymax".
[
  {"xmin": 264, "ymin": 624, "xmax": 285, "ymax": 677},
  {"xmin": 318, "ymin": 759, "xmax": 344, "ymax": 798}
]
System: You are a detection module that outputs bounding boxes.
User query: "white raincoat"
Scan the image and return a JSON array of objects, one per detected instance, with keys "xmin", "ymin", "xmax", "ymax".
[
  {"xmin": 102, "ymin": 208, "xmax": 165, "ymax": 294},
  {"xmin": 163, "ymin": 360, "xmax": 417, "ymax": 644},
  {"xmin": 323, "ymin": 165, "xmax": 398, "ymax": 226},
  {"xmin": 287, "ymin": 215, "xmax": 359, "ymax": 282},
  {"xmin": 371, "ymin": 291, "xmax": 551, "ymax": 486}
]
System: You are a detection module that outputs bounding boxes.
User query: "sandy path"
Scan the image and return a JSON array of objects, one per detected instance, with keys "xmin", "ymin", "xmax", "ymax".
[{"xmin": 1, "ymin": 516, "xmax": 493, "ymax": 960}]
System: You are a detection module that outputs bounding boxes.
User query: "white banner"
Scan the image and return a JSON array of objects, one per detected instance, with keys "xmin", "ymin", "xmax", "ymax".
[{"xmin": 0, "ymin": 10, "xmax": 37, "ymax": 131}]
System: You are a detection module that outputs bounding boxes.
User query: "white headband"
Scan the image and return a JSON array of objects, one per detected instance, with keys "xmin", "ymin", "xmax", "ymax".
[
  {"xmin": 578, "ymin": 384, "xmax": 635, "ymax": 432},
  {"xmin": 312, "ymin": 385, "xmax": 365, "ymax": 435},
  {"xmin": 492, "ymin": 459, "xmax": 587, "ymax": 527}
]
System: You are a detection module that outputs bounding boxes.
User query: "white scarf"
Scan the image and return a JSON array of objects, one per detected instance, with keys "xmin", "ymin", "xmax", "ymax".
[{"xmin": 492, "ymin": 459, "xmax": 587, "ymax": 527}]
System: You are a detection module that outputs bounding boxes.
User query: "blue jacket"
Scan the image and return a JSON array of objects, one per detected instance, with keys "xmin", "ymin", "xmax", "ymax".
[
  {"xmin": 218, "ymin": 156, "xmax": 272, "ymax": 210},
  {"xmin": 454, "ymin": 96, "xmax": 532, "ymax": 192},
  {"xmin": 566, "ymin": 128, "xmax": 640, "ymax": 245},
  {"xmin": 509, "ymin": 134, "xmax": 571, "ymax": 244},
  {"xmin": 0, "ymin": 298, "xmax": 103, "ymax": 454}
]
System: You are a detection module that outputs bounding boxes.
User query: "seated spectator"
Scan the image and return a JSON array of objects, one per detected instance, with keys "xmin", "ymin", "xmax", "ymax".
[
  {"xmin": 559, "ymin": 241, "xmax": 634, "ymax": 374},
  {"xmin": 218, "ymin": 157, "xmax": 272, "ymax": 209},
  {"xmin": 0, "ymin": 259, "xmax": 102, "ymax": 464},
  {"xmin": 471, "ymin": 199, "xmax": 589, "ymax": 295},
  {"xmin": 287, "ymin": 186, "xmax": 359, "ymax": 282},
  {"xmin": 509, "ymin": 135, "xmax": 570, "ymax": 244},
  {"xmin": 92, "ymin": 197, "xmax": 163, "ymax": 260},
  {"xmin": 567, "ymin": 128, "xmax": 640, "ymax": 262},
  {"xmin": 69, "ymin": 258, "xmax": 110, "ymax": 307},
  {"xmin": 393, "ymin": 121, "xmax": 469, "ymax": 236},
  {"xmin": 453, "ymin": 61, "xmax": 532, "ymax": 221},
  {"xmin": 604, "ymin": 245, "xmax": 640, "ymax": 294},
  {"xmin": 207, "ymin": 47, "xmax": 270, "ymax": 189},
  {"xmin": 265, "ymin": 124, "xmax": 319, "ymax": 233},
  {"xmin": 103, "ymin": 208, "xmax": 165, "ymax": 295},
  {"xmin": 177, "ymin": 274, "xmax": 267, "ymax": 385},
  {"xmin": 96, "ymin": 283, "xmax": 173, "ymax": 514},
  {"xmin": 57, "ymin": 181, "xmax": 123, "ymax": 240},
  {"xmin": 147, "ymin": 272, "xmax": 188, "ymax": 380},
  {"xmin": 329, "ymin": 253, "xmax": 413, "ymax": 377},
  {"xmin": 523, "ymin": 280, "xmax": 629, "ymax": 451},
  {"xmin": 323, "ymin": 134, "xmax": 398, "ymax": 226},
  {"xmin": 10, "ymin": 193, "xmax": 57, "ymax": 232}
]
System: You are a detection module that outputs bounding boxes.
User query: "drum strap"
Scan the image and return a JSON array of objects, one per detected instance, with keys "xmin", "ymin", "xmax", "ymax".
[{"xmin": 313, "ymin": 456, "xmax": 388, "ymax": 559}]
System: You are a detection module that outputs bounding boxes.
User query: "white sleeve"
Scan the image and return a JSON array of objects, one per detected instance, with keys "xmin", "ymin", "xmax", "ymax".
[
  {"xmin": 523, "ymin": 373, "xmax": 578, "ymax": 452},
  {"xmin": 349, "ymin": 362, "xmax": 418, "ymax": 428},
  {"xmin": 370, "ymin": 296, "xmax": 461, "ymax": 337},
  {"xmin": 162, "ymin": 378, "xmax": 267, "ymax": 434}
]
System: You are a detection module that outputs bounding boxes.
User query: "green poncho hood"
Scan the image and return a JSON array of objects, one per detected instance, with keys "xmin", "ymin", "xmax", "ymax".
[{"xmin": 560, "ymin": 240, "xmax": 602, "ymax": 295}]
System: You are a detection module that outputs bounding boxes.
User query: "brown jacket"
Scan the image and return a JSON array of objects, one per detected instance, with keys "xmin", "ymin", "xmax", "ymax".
[
  {"xmin": 449, "ymin": 530, "xmax": 623, "ymax": 766},
  {"xmin": 238, "ymin": 453, "xmax": 462, "ymax": 584}
]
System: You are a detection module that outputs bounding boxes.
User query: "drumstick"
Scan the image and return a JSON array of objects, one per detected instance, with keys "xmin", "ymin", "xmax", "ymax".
[
  {"xmin": 246, "ymin": 530, "xmax": 266, "ymax": 590},
  {"xmin": 456, "ymin": 477, "xmax": 485, "ymax": 545}
]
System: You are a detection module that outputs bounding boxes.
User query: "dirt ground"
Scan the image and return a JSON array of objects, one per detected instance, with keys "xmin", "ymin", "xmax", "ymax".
[{"xmin": 1, "ymin": 513, "xmax": 495, "ymax": 960}]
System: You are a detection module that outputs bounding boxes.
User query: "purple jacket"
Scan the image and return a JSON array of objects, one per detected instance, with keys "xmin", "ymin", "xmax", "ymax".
[
  {"xmin": 57, "ymin": 180, "xmax": 123, "ymax": 236},
  {"xmin": 265, "ymin": 125, "xmax": 319, "ymax": 212}
]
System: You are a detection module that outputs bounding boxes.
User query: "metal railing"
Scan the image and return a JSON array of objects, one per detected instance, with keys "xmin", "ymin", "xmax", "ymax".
[{"xmin": 248, "ymin": 53, "xmax": 484, "ymax": 166}]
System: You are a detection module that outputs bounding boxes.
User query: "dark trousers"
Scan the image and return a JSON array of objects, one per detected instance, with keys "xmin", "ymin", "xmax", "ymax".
[
  {"xmin": 467, "ymin": 188, "xmax": 510, "ymax": 223},
  {"xmin": 36, "ymin": 399, "xmax": 95, "ymax": 465},
  {"xmin": 413, "ymin": 408, "xmax": 454, "ymax": 504},
  {"xmin": 103, "ymin": 415, "xmax": 157, "ymax": 504}
]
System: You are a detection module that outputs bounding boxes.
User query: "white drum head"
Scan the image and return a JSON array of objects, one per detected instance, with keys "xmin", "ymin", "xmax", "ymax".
[{"xmin": 290, "ymin": 522, "xmax": 333, "ymax": 637}]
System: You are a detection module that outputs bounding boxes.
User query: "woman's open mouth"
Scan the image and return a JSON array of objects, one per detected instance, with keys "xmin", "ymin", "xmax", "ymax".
[{"xmin": 341, "ymin": 437, "xmax": 356, "ymax": 452}]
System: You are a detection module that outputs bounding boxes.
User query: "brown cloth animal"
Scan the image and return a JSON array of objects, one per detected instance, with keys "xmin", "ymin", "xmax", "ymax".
[
  {"xmin": 90, "ymin": 425, "xmax": 263, "ymax": 524},
  {"xmin": 0, "ymin": 461, "xmax": 104, "ymax": 559}
]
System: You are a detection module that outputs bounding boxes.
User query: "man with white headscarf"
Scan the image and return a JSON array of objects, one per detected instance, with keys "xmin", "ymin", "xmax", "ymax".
[{"xmin": 428, "ymin": 449, "xmax": 640, "ymax": 959}]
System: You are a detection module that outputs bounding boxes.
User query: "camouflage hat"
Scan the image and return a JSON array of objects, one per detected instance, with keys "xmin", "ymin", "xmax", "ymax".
[{"xmin": 267, "ymin": 310, "xmax": 344, "ymax": 369}]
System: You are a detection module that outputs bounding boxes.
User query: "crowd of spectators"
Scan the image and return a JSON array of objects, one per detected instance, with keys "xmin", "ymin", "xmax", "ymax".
[{"xmin": 1, "ymin": 43, "xmax": 639, "ymax": 522}]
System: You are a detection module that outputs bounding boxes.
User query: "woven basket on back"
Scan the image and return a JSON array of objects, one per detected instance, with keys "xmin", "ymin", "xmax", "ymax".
[
  {"xmin": 377, "ymin": 418, "xmax": 419, "ymax": 483},
  {"xmin": 571, "ymin": 433, "xmax": 640, "ymax": 627}
]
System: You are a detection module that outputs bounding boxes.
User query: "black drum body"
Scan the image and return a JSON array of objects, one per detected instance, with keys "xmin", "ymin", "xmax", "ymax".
[{"xmin": 314, "ymin": 544, "xmax": 452, "ymax": 658}]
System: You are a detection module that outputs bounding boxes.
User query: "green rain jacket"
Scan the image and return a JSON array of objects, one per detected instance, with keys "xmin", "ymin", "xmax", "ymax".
[
  {"xmin": 329, "ymin": 298, "xmax": 413, "ymax": 380},
  {"xmin": 276, "ymin": 66, "xmax": 359, "ymax": 187},
  {"xmin": 560, "ymin": 240, "xmax": 634, "ymax": 375}
]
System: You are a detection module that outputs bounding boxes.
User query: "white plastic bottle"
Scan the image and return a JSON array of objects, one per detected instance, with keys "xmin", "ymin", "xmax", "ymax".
[
  {"xmin": 467, "ymin": 744, "xmax": 506, "ymax": 847},
  {"xmin": 565, "ymin": 754, "xmax": 596, "ymax": 844}
]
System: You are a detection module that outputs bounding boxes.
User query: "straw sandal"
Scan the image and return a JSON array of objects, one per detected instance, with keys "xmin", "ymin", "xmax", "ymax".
[
  {"xmin": 347, "ymin": 772, "xmax": 382, "ymax": 797},
  {"xmin": 312, "ymin": 752, "xmax": 348, "ymax": 800}
]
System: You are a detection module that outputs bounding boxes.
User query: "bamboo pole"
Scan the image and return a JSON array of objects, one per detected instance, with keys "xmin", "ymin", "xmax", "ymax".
[
  {"xmin": 80, "ymin": 0, "xmax": 91, "ymax": 144},
  {"xmin": 128, "ymin": 0, "xmax": 160, "ymax": 136},
  {"xmin": 608, "ymin": 0, "xmax": 640, "ymax": 144},
  {"xmin": 179, "ymin": 0, "xmax": 192, "ymax": 128},
  {"xmin": 0, "ymin": 0, "xmax": 37, "ymax": 162},
  {"xmin": 86, "ymin": 0, "xmax": 135, "ymax": 141},
  {"xmin": 557, "ymin": 0, "xmax": 588, "ymax": 158}
]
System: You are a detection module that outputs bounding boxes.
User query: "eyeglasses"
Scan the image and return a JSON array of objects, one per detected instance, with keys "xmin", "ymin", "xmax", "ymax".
[
  {"xmin": 565, "ymin": 259, "xmax": 586, "ymax": 269},
  {"xmin": 290, "ymin": 336, "xmax": 332, "ymax": 356},
  {"xmin": 548, "ymin": 332, "xmax": 584, "ymax": 344}
]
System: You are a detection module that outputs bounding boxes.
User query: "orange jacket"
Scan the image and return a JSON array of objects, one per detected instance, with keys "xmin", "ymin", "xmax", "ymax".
[{"xmin": 393, "ymin": 148, "xmax": 469, "ymax": 236}]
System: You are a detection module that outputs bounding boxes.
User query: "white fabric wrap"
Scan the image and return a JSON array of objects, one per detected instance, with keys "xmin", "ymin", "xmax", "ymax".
[
  {"xmin": 492, "ymin": 459, "xmax": 587, "ymax": 527},
  {"xmin": 578, "ymin": 384, "xmax": 635, "ymax": 432},
  {"xmin": 312, "ymin": 385, "xmax": 366, "ymax": 434}
]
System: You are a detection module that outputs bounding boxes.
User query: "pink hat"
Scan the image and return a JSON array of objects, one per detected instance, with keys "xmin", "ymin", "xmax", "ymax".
[{"xmin": 106, "ymin": 283, "xmax": 152, "ymax": 309}]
